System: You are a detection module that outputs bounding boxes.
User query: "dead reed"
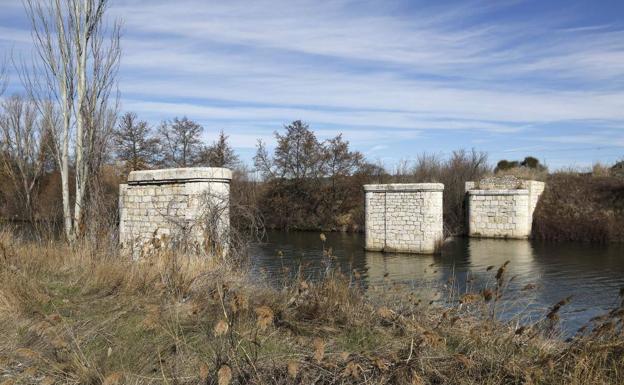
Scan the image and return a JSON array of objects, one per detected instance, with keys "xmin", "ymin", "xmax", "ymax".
[{"xmin": 0, "ymin": 228, "xmax": 622, "ymax": 384}]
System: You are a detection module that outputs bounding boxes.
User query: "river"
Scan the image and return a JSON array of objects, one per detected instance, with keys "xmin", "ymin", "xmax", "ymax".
[{"xmin": 250, "ymin": 231, "xmax": 624, "ymax": 335}]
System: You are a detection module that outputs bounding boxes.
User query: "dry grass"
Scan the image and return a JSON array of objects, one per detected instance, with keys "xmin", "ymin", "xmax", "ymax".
[
  {"xmin": 494, "ymin": 166, "xmax": 548, "ymax": 182},
  {"xmin": 0, "ymin": 229, "xmax": 623, "ymax": 384}
]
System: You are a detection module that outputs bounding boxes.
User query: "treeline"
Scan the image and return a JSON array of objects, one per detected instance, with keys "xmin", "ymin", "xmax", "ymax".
[
  {"xmin": 4, "ymin": 90, "xmax": 624, "ymax": 245},
  {"xmin": 0, "ymin": 92, "xmax": 491, "ymax": 238},
  {"xmin": 250, "ymin": 120, "xmax": 491, "ymax": 234},
  {"xmin": 114, "ymin": 113, "xmax": 240, "ymax": 170},
  {"xmin": 0, "ymin": 98, "xmax": 239, "ymax": 227}
]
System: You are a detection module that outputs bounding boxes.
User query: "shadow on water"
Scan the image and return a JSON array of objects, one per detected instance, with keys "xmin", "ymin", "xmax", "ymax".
[{"xmin": 251, "ymin": 230, "xmax": 624, "ymax": 334}]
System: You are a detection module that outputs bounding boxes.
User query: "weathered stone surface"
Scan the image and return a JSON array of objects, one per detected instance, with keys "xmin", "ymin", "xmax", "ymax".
[
  {"xmin": 465, "ymin": 177, "xmax": 545, "ymax": 239},
  {"xmin": 127, "ymin": 167, "xmax": 232, "ymax": 184},
  {"xmin": 119, "ymin": 167, "xmax": 231, "ymax": 258},
  {"xmin": 364, "ymin": 183, "xmax": 444, "ymax": 254}
]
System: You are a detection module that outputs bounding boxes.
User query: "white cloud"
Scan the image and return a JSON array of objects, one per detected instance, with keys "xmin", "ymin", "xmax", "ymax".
[
  {"xmin": 107, "ymin": 0, "xmax": 624, "ymax": 132},
  {"xmin": 2, "ymin": 0, "xmax": 624, "ymax": 165}
]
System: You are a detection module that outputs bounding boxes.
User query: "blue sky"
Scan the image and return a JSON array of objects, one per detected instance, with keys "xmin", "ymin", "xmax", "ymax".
[{"xmin": 1, "ymin": 0, "xmax": 624, "ymax": 169}]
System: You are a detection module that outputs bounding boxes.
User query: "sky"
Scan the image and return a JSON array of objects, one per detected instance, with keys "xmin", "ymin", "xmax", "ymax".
[{"xmin": 1, "ymin": 0, "xmax": 624, "ymax": 170}]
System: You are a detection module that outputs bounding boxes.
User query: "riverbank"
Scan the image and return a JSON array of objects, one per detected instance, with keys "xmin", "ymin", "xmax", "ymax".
[
  {"xmin": 258, "ymin": 170, "xmax": 624, "ymax": 244},
  {"xmin": 532, "ymin": 172, "xmax": 624, "ymax": 243},
  {"xmin": 1, "ymin": 230, "xmax": 622, "ymax": 384}
]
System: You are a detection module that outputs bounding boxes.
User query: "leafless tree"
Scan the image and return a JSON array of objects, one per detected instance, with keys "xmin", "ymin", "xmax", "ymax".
[
  {"xmin": 113, "ymin": 111, "xmax": 159, "ymax": 172},
  {"xmin": 253, "ymin": 121, "xmax": 368, "ymax": 230},
  {"xmin": 255, "ymin": 120, "xmax": 325, "ymax": 181},
  {"xmin": 273, "ymin": 120, "xmax": 324, "ymax": 180},
  {"xmin": 324, "ymin": 134, "xmax": 362, "ymax": 179},
  {"xmin": 24, "ymin": 0, "xmax": 74, "ymax": 239},
  {"xmin": 0, "ymin": 94, "xmax": 46, "ymax": 220},
  {"xmin": 157, "ymin": 117, "xmax": 203, "ymax": 167},
  {"xmin": 0, "ymin": 58, "xmax": 7, "ymax": 96},
  {"xmin": 322, "ymin": 134, "xmax": 363, "ymax": 218},
  {"xmin": 24, "ymin": 0, "xmax": 121, "ymax": 242},
  {"xmin": 408, "ymin": 149, "xmax": 489, "ymax": 235},
  {"xmin": 200, "ymin": 130, "xmax": 239, "ymax": 169},
  {"xmin": 253, "ymin": 139, "xmax": 276, "ymax": 179}
]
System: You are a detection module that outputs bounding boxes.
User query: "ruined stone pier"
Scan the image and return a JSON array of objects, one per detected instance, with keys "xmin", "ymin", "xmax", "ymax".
[
  {"xmin": 465, "ymin": 176, "xmax": 545, "ymax": 239},
  {"xmin": 364, "ymin": 183, "xmax": 444, "ymax": 254},
  {"xmin": 119, "ymin": 167, "xmax": 231, "ymax": 257}
]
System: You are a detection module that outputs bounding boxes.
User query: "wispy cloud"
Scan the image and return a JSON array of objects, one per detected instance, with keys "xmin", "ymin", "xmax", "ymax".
[{"xmin": 2, "ymin": 0, "xmax": 624, "ymax": 166}]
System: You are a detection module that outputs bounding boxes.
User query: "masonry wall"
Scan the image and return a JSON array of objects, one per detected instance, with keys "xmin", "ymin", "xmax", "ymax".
[
  {"xmin": 466, "ymin": 190, "xmax": 530, "ymax": 238},
  {"xmin": 525, "ymin": 180, "xmax": 545, "ymax": 220},
  {"xmin": 119, "ymin": 168, "xmax": 231, "ymax": 258},
  {"xmin": 364, "ymin": 183, "xmax": 444, "ymax": 254},
  {"xmin": 465, "ymin": 177, "xmax": 545, "ymax": 239}
]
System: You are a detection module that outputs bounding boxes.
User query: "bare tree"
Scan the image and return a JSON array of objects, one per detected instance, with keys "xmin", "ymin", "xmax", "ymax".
[
  {"xmin": 72, "ymin": 0, "xmax": 121, "ymax": 235},
  {"xmin": 0, "ymin": 57, "xmax": 7, "ymax": 96},
  {"xmin": 272, "ymin": 120, "xmax": 324, "ymax": 180},
  {"xmin": 324, "ymin": 134, "xmax": 362, "ymax": 179},
  {"xmin": 157, "ymin": 117, "xmax": 203, "ymax": 167},
  {"xmin": 24, "ymin": 0, "xmax": 75, "ymax": 239},
  {"xmin": 409, "ymin": 149, "xmax": 489, "ymax": 235},
  {"xmin": 24, "ymin": 0, "xmax": 121, "ymax": 241},
  {"xmin": 253, "ymin": 139, "xmax": 276, "ymax": 179},
  {"xmin": 0, "ymin": 94, "xmax": 46, "ymax": 220},
  {"xmin": 253, "ymin": 121, "xmax": 364, "ymax": 230},
  {"xmin": 322, "ymin": 134, "xmax": 363, "ymax": 217},
  {"xmin": 200, "ymin": 130, "xmax": 239, "ymax": 169},
  {"xmin": 113, "ymin": 111, "xmax": 158, "ymax": 171}
]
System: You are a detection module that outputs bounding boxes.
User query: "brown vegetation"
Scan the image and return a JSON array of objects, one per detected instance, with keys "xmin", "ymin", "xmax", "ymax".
[
  {"xmin": 401, "ymin": 150, "xmax": 490, "ymax": 236},
  {"xmin": 533, "ymin": 171, "xmax": 624, "ymax": 243},
  {"xmin": 253, "ymin": 122, "xmax": 491, "ymax": 235},
  {"xmin": 253, "ymin": 120, "xmax": 372, "ymax": 232},
  {"xmin": 0, "ymin": 229, "xmax": 622, "ymax": 384}
]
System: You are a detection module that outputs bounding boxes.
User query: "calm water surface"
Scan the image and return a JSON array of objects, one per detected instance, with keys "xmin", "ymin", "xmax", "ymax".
[{"xmin": 251, "ymin": 231, "xmax": 624, "ymax": 334}]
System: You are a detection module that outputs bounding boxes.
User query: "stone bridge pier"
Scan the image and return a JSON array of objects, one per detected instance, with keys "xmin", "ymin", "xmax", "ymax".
[
  {"xmin": 364, "ymin": 183, "xmax": 444, "ymax": 254},
  {"xmin": 119, "ymin": 167, "xmax": 231, "ymax": 258},
  {"xmin": 465, "ymin": 176, "xmax": 545, "ymax": 239}
]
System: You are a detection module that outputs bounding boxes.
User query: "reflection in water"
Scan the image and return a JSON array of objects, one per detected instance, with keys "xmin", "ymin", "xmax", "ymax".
[
  {"xmin": 365, "ymin": 251, "xmax": 442, "ymax": 302},
  {"xmin": 250, "ymin": 231, "xmax": 624, "ymax": 334}
]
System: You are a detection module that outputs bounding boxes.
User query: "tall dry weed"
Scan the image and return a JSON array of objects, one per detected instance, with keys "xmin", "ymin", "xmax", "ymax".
[{"xmin": 0, "ymin": 228, "xmax": 622, "ymax": 385}]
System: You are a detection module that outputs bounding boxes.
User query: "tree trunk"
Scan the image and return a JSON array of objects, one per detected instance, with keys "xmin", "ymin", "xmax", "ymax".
[
  {"xmin": 72, "ymin": 0, "xmax": 89, "ymax": 240},
  {"xmin": 61, "ymin": 101, "xmax": 72, "ymax": 241}
]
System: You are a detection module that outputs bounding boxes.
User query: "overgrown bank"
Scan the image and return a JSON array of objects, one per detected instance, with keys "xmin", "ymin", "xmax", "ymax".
[
  {"xmin": 532, "ymin": 172, "xmax": 624, "ymax": 243},
  {"xmin": 1, "ymin": 230, "xmax": 623, "ymax": 385}
]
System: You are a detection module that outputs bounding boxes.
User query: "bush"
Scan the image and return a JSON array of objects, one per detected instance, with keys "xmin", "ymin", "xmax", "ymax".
[
  {"xmin": 611, "ymin": 160, "xmax": 624, "ymax": 177},
  {"xmin": 495, "ymin": 156, "xmax": 546, "ymax": 174},
  {"xmin": 495, "ymin": 159, "xmax": 518, "ymax": 172}
]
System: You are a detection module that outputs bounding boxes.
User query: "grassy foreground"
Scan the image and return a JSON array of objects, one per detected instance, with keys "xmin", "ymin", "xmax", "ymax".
[{"xmin": 0, "ymin": 231, "xmax": 623, "ymax": 385}]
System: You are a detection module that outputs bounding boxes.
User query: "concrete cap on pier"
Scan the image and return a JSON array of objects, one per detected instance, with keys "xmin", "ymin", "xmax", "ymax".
[
  {"xmin": 127, "ymin": 167, "xmax": 232, "ymax": 185},
  {"xmin": 363, "ymin": 183, "xmax": 444, "ymax": 192},
  {"xmin": 466, "ymin": 189, "xmax": 529, "ymax": 196}
]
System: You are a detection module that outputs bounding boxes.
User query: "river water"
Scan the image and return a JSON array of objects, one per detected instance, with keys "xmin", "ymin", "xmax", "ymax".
[{"xmin": 250, "ymin": 231, "xmax": 624, "ymax": 334}]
